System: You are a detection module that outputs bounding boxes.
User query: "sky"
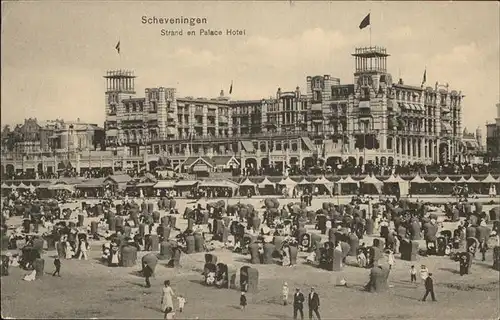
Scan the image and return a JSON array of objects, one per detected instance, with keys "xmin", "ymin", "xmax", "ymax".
[{"xmin": 2, "ymin": 1, "xmax": 499, "ymax": 135}]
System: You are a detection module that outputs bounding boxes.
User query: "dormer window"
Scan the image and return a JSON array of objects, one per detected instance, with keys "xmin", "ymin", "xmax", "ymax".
[{"xmin": 314, "ymin": 78, "xmax": 321, "ymax": 88}]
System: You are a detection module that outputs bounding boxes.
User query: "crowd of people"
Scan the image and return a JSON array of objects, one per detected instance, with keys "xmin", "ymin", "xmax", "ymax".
[{"xmin": 1, "ymin": 170, "xmax": 499, "ymax": 319}]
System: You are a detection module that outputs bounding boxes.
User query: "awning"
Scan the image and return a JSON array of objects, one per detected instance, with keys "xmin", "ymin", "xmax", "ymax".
[
  {"xmin": 301, "ymin": 137, "xmax": 315, "ymax": 151},
  {"xmin": 153, "ymin": 181, "xmax": 175, "ymax": 188},
  {"xmin": 199, "ymin": 180, "xmax": 237, "ymax": 189},
  {"xmin": 441, "ymin": 122, "xmax": 452, "ymax": 132},
  {"xmin": 311, "ymin": 103, "xmax": 322, "ymax": 111},
  {"xmin": 241, "ymin": 141, "xmax": 255, "ymax": 152},
  {"xmin": 359, "ymin": 101, "xmax": 370, "ymax": 109},
  {"xmin": 441, "ymin": 106, "xmax": 450, "ymax": 113},
  {"xmin": 107, "ymin": 129, "xmax": 118, "ymax": 137},
  {"xmin": 167, "ymin": 127, "xmax": 176, "ymax": 135},
  {"xmin": 413, "ymin": 104, "xmax": 424, "ymax": 111},
  {"xmin": 48, "ymin": 184, "xmax": 75, "ymax": 192},
  {"xmin": 174, "ymin": 180, "xmax": 198, "ymax": 187}
]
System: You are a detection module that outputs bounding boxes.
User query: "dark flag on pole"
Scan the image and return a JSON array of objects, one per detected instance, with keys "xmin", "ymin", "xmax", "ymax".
[
  {"xmin": 421, "ymin": 69, "xmax": 427, "ymax": 87},
  {"xmin": 115, "ymin": 41, "xmax": 120, "ymax": 54},
  {"xmin": 229, "ymin": 81, "xmax": 233, "ymax": 95},
  {"xmin": 359, "ymin": 13, "xmax": 370, "ymax": 29}
]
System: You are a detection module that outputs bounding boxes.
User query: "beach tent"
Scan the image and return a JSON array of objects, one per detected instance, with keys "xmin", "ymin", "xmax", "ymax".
[
  {"xmin": 297, "ymin": 178, "xmax": 312, "ymax": 186},
  {"xmin": 481, "ymin": 173, "xmax": 499, "ymax": 184},
  {"xmin": 278, "ymin": 177, "xmax": 297, "ymax": 186},
  {"xmin": 258, "ymin": 177, "xmax": 275, "ymax": 188},
  {"xmin": 361, "ymin": 175, "xmax": 384, "ymax": 186},
  {"xmin": 339, "ymin": 175, "xmax": 358, "ymax": 184},
  {"xmin": 432, "ymin": 176, "xmax": 444, "ymax": 183},
  {"xmin": 314, "ymin": 176, "xmax": 333, "ymax": 185},
  {"xmin": 410, "ymin": 174, "xmax": 428, "ymax": 184},
  {"xmin": 457, "ymin": 176, "xmax": 468, "ymax": 183},
  {"xmin": 441, "ymin": 177, "xmax": 454, "ymax": 183},
  {"xmin": 466, "ymin": 176, "xmax": 479, "ymax": 183},
  {"xmin": 239, "ymin": 178, "xmax": 257, "ymax": 187},
  {"xmin": 313, "ymin": 176, "xmax": 334, "ymax": 194},
  {"xmin": 239, "ymin": 178, "xmax": 257, "ymax": 195},
  {"xmin": 384, "ymin": 174, "xmax": 400, "ymax": 184}
]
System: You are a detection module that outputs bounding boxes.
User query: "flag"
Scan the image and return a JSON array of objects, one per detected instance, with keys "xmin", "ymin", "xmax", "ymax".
[
  {"xmin": 359, "ymin": 13, "xmax": 370, "ymax": 29},
  {"xmin": 421, "ymin": 69, "xmax": 427, "ymax": 87},
  {"xmin": 115, "ymin": 41, "xmax": 120, "ymax": 54},
  {"xmin": 229, "ymin": 81, "xmax": 233, "ymax": 95}
]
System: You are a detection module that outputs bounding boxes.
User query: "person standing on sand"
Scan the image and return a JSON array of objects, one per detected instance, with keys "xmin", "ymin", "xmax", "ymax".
[
  {"xmin": 421, "ymin": 273, "xmax": 437, "ymax": 302},
  {"xmin": 143, "ymin": 264, "xmax": 153, "ymax": 288},
  {"xmin": 52, "ymin": 257, "xmax": 61, "ymax": 277},
  {"xmin": 293, "ymin": 287, "xmax": 305, "ymax": 320},
  {"xmin": 161, "ymin": 280, "xmax": 175, "ymax": 319},
  {"xmin": 307, "ymin": 287, "xmax": 321, "ymax": 320},
  {"xmin": 240, "ymin": 292, "xmax": 247, "ymax": 310},
  {"xmin": 282, "ymin": 282, "xmax": 289, "ymax": 306}
]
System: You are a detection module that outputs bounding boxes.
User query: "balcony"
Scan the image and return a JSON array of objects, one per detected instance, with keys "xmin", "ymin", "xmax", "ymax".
[
  {"xmin": 124, "ymin": 113, "xmax": 144, "ymax": 121},
  {"xmin": 207, "ymin": 111, "xmax": 216, "ymax": 117}
]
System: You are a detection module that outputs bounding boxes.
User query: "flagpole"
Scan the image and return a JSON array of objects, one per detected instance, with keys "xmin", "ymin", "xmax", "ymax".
[{"xmin": 369, "ymin": 10, "xmax": 372, "ymax": 47}]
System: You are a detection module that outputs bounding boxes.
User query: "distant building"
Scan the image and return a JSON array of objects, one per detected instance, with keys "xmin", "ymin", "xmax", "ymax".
[
  {"xmin": 486, "ymin": 103, "xmax": 500, "ymax": 159},
  {"xmin": 460, "ymin": 127, "xmax": 483, "ymax": 164}
]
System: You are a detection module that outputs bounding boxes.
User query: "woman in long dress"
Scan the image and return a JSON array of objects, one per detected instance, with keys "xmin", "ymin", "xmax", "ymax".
[{"xmin": 161, "ymin": 280, "xmax": 175, "ymax": 319}]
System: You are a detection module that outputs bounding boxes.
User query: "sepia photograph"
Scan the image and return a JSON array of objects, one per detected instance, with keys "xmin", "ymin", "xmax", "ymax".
[{"xmin": 1, "ymin": 1, "xmax": 499, "ymax": 319}]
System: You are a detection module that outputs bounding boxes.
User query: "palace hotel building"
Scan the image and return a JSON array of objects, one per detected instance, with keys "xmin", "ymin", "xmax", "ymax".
[
  {"xmin": 102, "ymin": 45, "xmax": 464, "ymax": 174},
  {"xmin": 0, "ymin": 45, "xmax": 464, "ymax": 178}
]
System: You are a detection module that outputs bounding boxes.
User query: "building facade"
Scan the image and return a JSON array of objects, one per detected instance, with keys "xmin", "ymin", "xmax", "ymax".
[
  {"xmin": 486, "ymin": 103, "xmax": 500, "ymax": 159},
  {"xmin": 103, "ymin": 46, "xmax": 463, "ymax": 174},
  {"xmin": 1, "ymin": 119, "xmax": 105, "ymax": 178}
]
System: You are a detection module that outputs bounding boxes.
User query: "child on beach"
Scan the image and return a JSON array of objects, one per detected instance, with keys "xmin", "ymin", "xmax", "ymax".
[
  {"xmin": 410, "ymin": 265, "xmax": 417, "ymax": 283},
  {"xmin": 240, "ymin": 292, "xmax": 247, "ymax": 310},
  {"xmin": 177, "ymin": 295, "xmax": 186, "ymax": 313}
]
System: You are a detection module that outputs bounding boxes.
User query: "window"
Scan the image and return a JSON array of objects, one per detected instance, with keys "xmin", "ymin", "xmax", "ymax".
[
  {"xmin": 132, "ymin": 103, "xmax": 137, "ymax": 112},
  {"xmin": 125, "ymin": 104, "xmax": 130, "ymax": 113}
]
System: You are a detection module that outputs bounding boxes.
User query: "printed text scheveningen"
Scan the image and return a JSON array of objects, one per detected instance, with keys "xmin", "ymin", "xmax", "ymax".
[{"xmin": 141, "ymin": 16, "xmax": 208, "ymax": 27}]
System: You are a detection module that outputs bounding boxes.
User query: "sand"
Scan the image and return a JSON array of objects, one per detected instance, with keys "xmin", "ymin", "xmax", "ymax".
[{"xmin": 1, "ymin": 196, "xmax": 499, "ymax": 319}]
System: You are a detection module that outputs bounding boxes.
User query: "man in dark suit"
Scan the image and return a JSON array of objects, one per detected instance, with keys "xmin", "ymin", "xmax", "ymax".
[
  {"xmin": 293, "ymin": 287, "xmax": 305, "ymax": 320},
  {"xmin": 422, "ymin": 273, "xmax": 437, "ymax": 302},
  {"xmin": 308, "ymin": 287, "xmax": 321, "ymax": 320}
]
